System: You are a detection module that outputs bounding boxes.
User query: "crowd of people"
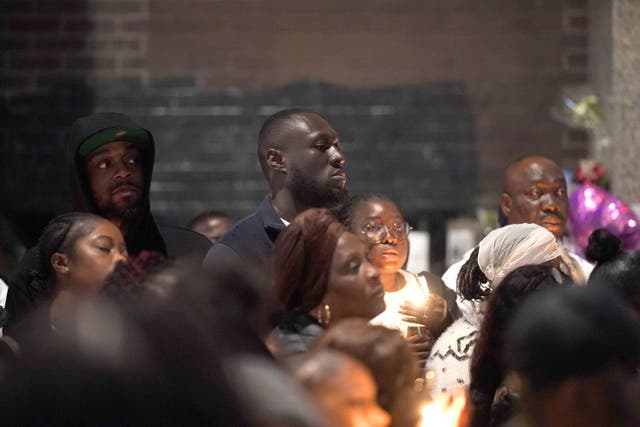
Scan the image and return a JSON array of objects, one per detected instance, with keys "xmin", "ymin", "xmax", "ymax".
[{"xmin": 0, "ymin": 108, "xmax": 638, "ymax": 427}]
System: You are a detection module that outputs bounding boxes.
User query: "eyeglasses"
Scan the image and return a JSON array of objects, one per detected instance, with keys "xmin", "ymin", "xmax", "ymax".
[{"xmin": 361, "ymin": 221, "xmax": 412, "ymax": 244}]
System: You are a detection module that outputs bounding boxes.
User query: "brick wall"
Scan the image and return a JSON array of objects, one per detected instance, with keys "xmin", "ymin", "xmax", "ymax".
[
  {"xmin": 2, "ymin": 0, "xmax": 589, "ymax": 254},
  {"xmin": 94, "ymin": 81, "xmax": 475, "ymax": 222},
  {"xmin": 146, "ymin": 0, "xmax": 590, "ymax": 205}
]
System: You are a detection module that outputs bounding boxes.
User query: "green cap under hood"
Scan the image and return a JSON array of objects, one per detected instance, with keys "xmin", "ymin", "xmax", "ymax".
[{"xmin": 66, "ymin": 112, "xmax": 166, "ymax": 255}]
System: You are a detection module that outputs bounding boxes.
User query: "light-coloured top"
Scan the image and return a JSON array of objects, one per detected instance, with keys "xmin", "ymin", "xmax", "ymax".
[
  {"xmin": 426, "ymin": 313, "xmax": 482, "ymax": 396},
  {"xmin": 370, "ymin": 269, "xmax": 429, "ymax": 337},
  {"xmin": 0, "ymin": 277, "xmax": 7, "ymax": 337}
]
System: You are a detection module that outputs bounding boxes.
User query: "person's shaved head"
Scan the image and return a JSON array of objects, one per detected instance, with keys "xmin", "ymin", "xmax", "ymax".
[
  {"xmin": 257, "ymin": 108, "xmax": 329, "ymax": 177},
  {"xmin": 500, "ymin": 156, "xmax": 568, "ymax": 239},
  {"xmin": 256, "ymin": 108, "xmax": 347, "ymax": 212}
]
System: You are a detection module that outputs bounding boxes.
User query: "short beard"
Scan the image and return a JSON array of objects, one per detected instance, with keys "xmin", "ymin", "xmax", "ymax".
[
  {"xmin": 99, "ymin": 198, "xmax": 144, "ymax": 223},
  {"xmin": 289, "ymin": 167, "xmax": 348, "ymax": 209}
]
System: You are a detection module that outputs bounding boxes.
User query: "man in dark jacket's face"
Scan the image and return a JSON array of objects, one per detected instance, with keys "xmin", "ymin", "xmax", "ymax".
[{"xmin": 83, "ymin": 140, "xmax": 145, "ymax": 232}]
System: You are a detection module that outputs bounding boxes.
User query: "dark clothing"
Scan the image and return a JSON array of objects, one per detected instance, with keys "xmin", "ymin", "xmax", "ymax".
[
  {"xmin": 204, "ymin": 197, "xmax": 285, "ymax": 272},
  {"xmin": 67, "ymin": 112, "xmax": 166, "ymax": 255},
  {"xmin": 68, "ymin": 113, "xmax": 209, "ymax": 258},
  {"xmin": 157, "ymin": 224, "xmax": 211, "ymax": 261},
  {"xmin": 4, "ymin": 247, "xmax": 43, "ymax": 333},
  {"xmin": 266, "ymin": 311, "xmax": 324, "ymax": 358},
  {"xmin": 4, "ymin": 113, "xmax": 209, "ymax": 333},
  {"xmin": 67, "ymin": 112, "xmax": 209, "ymax": 258}
]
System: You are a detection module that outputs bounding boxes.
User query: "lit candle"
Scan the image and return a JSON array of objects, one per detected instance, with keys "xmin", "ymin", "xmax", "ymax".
[{"xmin": 419, "ymin": 388, "xmax": 467, "ymax": 427}]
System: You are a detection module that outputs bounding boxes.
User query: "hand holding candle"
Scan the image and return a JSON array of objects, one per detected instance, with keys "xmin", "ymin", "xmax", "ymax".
[{"xmin": 399, "ymin": 294, "xmax": 447, "ymax": 328}]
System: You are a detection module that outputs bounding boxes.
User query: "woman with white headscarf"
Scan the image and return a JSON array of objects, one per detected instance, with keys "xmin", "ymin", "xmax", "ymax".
[{"xmin": 425, "ymin": 223, "xmax": 576, "ymax": 396}]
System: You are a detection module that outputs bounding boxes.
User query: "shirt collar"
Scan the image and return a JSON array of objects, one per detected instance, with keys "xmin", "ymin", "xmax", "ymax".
[{"xmin": 258, "ymin": 196, "xmax": 287, "ymax": 234}]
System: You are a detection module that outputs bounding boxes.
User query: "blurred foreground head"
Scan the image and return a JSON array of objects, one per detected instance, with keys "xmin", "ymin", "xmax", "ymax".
[
  {"xmin": 289, "ymin": 349, "xmax": 391, "ymax": 427},
  {"xmin": 0, "ymin": 295, "xmax": 248, "ymax": 425},
  {"xmin": 104, "ymin": 250, "xmax": 272, "ymax": 355},
  {"xmin": 586, "ymin": 228, "xmax": 640, "ymax": 320},
  {"xmin": 504, "ymin": 286, "xmax": 640, "ymax": 427},
  {"xmin": 314, "ymin": 319, "xmax": 422, "ymax": 427}
]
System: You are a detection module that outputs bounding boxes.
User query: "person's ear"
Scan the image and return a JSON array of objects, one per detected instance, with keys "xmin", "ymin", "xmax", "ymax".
[
  {"xmin": 500, "ymin": 193, "xmax": 512, "ymax": 217},
  {"xmin": 50, "ymin": 253, "xmax": 70, "ymax": 275},
  {"xmin": 266, "ymin": 148, "xmax": 286, "ymax": 173}
]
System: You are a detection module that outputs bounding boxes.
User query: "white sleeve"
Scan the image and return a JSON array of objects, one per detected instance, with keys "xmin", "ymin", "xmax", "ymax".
[
  {"xmin": 0, "ymin": 278, "xmax": 7, "ymax": 308},
  {"xmin": 441, "ymin": 252, "xmax": 479, "ymax": 320},
  {"xmin": 569, "ymin": 253, "xmax": 595, "ymax": 280}
]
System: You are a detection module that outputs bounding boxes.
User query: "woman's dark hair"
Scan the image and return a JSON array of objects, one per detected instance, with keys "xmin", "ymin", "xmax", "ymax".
[
  {"xmin": 28, "ymin": 212, "xmax": 103, "ymax": 299},
  {"xmin": 314, "ymin": 319, "xmax": 421, "ymax": 427},
  {"xmin": 335, "ymin": 193, "xmax": 395, "ymax": 229},
  {"xmin": 586, "ymin": 228, "xmax": 640, "ymax": 314},
  {"xmin": 469, "ymin": 265, "xmax": 566, "ymax": 427},
  {"xmin": 585, "ymin": 228, "xmax": 623, "ymax": 263},
  {"xmin": 457, "ymin": 246, "xmax": 489, "ymax": 301},
  {"xmin": 272, "ymin": 208, "xmax": 347, "ymax": 312}
]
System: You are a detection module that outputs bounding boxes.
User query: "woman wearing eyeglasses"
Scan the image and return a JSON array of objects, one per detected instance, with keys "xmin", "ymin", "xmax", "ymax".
[{"xmin": 338, "ymin": 195, "xmax": 459, "ymax": 362}]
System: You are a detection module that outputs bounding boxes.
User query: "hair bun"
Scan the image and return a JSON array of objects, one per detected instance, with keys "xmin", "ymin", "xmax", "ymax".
[{"xmin": 585, "ymin": 228, "xmax": 621, "ymax": 263}]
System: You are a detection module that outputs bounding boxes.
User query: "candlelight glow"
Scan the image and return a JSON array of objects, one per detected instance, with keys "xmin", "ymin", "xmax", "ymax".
[
  {"xmin": 406, "ymin": 282, "xmax": 428, "ymax": 305},
  {"xmin": 420, "ymin": 389, "xmax": 467, "ymax": 427}
]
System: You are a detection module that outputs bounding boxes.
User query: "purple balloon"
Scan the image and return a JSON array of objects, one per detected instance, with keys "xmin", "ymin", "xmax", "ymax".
[{"xmin": 569, "ymin": 184, "xmax": 640, "ymax": 254}]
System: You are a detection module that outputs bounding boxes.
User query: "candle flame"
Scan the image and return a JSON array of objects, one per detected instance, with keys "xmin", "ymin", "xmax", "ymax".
[{"xmin": 420, "ymin": 388, "xmax": 467, "ymax": 427}]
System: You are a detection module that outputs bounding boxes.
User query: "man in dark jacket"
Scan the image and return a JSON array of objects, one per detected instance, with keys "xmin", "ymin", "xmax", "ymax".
[
  {"xmin": 204, "ymin": 108, "xmax": 348, "ymax": 273},
  {"xmin": 4, "ymin": 112, "xmax": 209, "ymax": 330},
  {"xmin": 66, "ymin": 112, "xmax": 210, "ymax": 258}
]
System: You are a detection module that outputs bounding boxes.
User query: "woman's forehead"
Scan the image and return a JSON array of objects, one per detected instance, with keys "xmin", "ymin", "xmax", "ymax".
[
  {"xmin": 355, "ymin": 198, "xmax": 401, "ymax": 219},
  {"xmin": 334, "ymin": 232, "xmax": 365, "ymax": 256}
]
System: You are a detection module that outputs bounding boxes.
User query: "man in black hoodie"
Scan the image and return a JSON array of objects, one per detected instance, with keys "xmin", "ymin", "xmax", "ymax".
[
  {"xmin": 66, "ymin": 112, "xmax": 210, "ymax": 258},
  {"xmin": 4, "ymin": 113, "xmax": 209, "ymax": 331}
]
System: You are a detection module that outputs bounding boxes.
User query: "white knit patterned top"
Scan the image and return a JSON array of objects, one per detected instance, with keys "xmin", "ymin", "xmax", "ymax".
[{"xmin": 425, "ymin": 311, "xmax": 483, "ymax": 396}]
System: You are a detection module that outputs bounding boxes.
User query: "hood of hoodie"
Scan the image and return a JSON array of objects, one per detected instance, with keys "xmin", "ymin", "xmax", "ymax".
[{"xmin": 66, "ymin": 112, "xmax": 166, "ymax": 255}]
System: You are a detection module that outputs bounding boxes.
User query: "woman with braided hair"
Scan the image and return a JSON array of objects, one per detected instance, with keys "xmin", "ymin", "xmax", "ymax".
[{"xmin": 5, "ymin": 212, "xmax": 126, "ymax": 337}]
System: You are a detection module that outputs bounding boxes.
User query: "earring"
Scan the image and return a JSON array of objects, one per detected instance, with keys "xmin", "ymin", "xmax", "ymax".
[{"xmin": 317, "ymin": 304, "xmax": 331, "ymax": 327}]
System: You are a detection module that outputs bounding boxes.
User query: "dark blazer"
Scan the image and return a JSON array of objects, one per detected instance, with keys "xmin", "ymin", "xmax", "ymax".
[{"xmin": 204, "ymin": 197, "xmax": 286, "ymax": 272}]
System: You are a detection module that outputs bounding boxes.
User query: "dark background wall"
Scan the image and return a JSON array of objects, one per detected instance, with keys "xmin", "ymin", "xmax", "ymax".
[{"xmin": 1, "ymin": 0, "xmax": 589, "ymax": 267}]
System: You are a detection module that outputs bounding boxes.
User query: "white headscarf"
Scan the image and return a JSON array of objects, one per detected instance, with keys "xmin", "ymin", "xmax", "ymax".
[{"xmin": 478, "ymin": 223, "xmax": 566, "ymax": 287}]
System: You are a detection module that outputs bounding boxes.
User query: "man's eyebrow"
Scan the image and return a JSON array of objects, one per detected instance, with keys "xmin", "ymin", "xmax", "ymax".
[
  {"xmin": 88, "ymin": 146, "xmax": 110, "ymax": 159},
  {"xmin": 310, "ymin": 130, "xmax": 338, "ymax": 140},
  {"xmin": 529, "ymin": 177, "xmax": 566, "ymax": 184},
  {"xmin": 87, "ymin": 143, "xmax": 138, "ymax": 160}
]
